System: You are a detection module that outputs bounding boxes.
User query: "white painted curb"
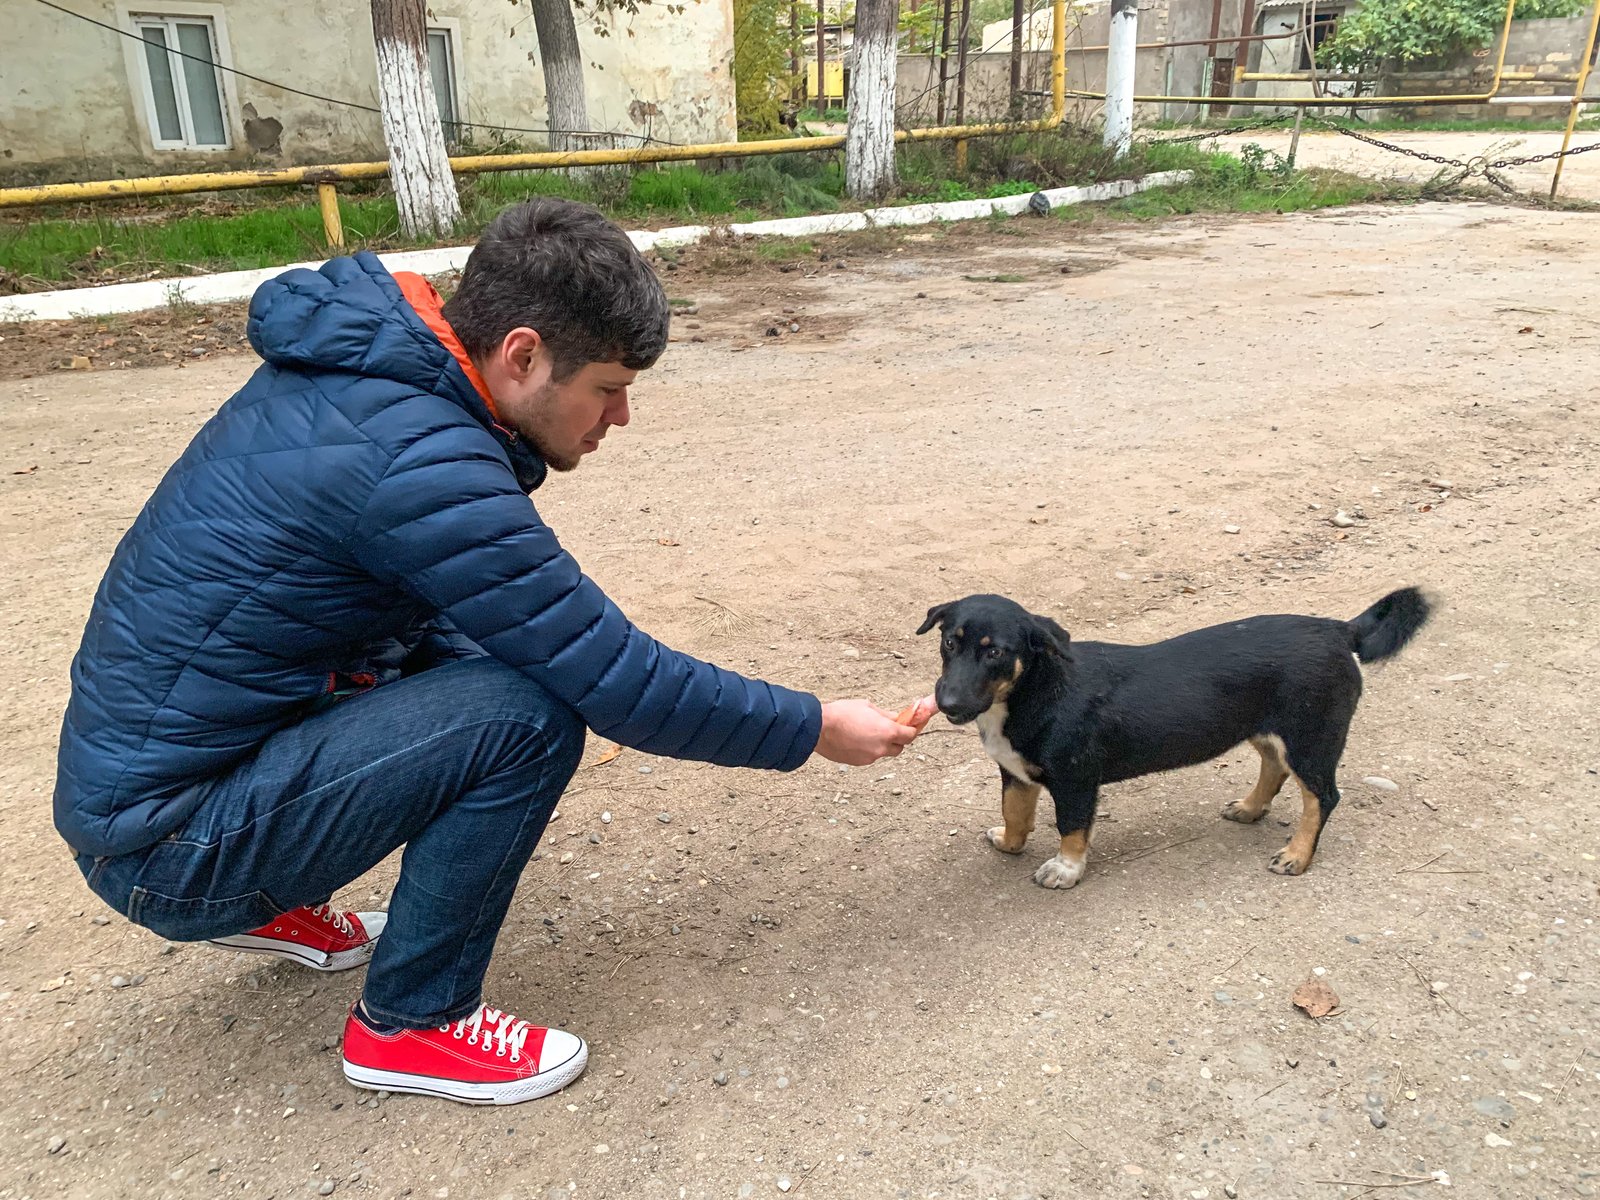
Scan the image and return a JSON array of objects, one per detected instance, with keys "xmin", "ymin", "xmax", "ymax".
[{"xmin": 0, "ymin": 171, "xmax": 1191, "ymax": 322}]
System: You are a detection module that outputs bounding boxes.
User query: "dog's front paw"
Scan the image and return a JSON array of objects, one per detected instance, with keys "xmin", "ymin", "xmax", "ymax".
[
  {"xmin": 986, "ymin": 825, "xmax": 1027, "ymax": 854},
  {"xmin": 1221, "ymin": 798, "xmax": 1268, "ymax": 824},
  {"xmin": 1033, "ymin": 854, "xmax": 1086, "ymax": 890},
  {"xmin": 1268, "ymin": 847, "xmax": 1311, "ymax": 876}
]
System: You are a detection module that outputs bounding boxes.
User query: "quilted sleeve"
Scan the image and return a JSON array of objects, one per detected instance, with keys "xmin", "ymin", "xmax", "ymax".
[{"xmin": 347, "ymin": 420, "xmax": 822, "ymax": 771}]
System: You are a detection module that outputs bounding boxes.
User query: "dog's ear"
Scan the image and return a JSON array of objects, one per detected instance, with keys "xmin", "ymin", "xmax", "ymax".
[
  {"xmin": 916, "ymin": 602, "xmax": 955, "ymax": 636},
  {"xmin": 1029, "ymin": 614, "xmax": 1072, "ymax": 658}
]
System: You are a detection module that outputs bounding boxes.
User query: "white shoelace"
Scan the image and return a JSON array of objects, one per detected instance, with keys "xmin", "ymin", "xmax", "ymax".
[
  {"xmin": 444, "ymin": 1005, "xmax": 532, "ymax": 1064},
  {"xmin": 311, "ymin": 904, "xmax": 356, "ymax": 938}
]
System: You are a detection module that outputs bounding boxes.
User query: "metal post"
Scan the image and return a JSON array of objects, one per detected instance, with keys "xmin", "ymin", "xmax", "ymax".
[
  {"xmin": 955, "ymin": 0, "xmax": 972, "ymax": 126},
  {"xmin": 937, "ymin": 0, "xmax": 954, "ymax": 123},
  {"xmin": 316, "ymin": 183, "xmax": 344, "ymax": 250},
  {"xmin": 1551, "ymin": 0, "xmax": 1600, "ymax": 201},
  {"xmin": 816, "ymin": 0, "xmax": 827, "ymax": 110},
  {"xmin": 955, "ymin": 137, "xmax": 969, "ymax": 173},
  {"xmin": 1009, "ymin": 0, "xmax": 1025, "ymax": 114},
  {"xmin": 1050, "ymin": 0, "xmax": 1066, "ymax": 122},
  {"xmin": 1104, "ymin": 0, "xmax": 1137, "ymax": 155},
  {"xmin": 1287, "ymin": 105, "xmax": 1304, "ymax": 168}
]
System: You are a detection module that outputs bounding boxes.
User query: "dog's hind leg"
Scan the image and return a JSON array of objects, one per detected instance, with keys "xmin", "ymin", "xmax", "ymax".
[
  {"xmin": 1270, "ymin": 723, "xmax": 1351, "ymax": 876},
  {"xmin": 1222, "ymin": 736, "xmax": 1289, "ymax": 825},
  {"xmin": 986, "ymin": 769, "xmax": 1039, "ymax": 854}
]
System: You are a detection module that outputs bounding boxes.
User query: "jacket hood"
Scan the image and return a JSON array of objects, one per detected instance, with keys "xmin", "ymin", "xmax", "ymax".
[{"xmin": 247, "ymin": 251, "xmax": 547, "ymax": 491}]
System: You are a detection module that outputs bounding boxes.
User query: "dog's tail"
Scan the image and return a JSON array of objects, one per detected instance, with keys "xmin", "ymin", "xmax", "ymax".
[{"xmin": 1348, "ymin": 587, "xmax": 1432, "ymax": 664}]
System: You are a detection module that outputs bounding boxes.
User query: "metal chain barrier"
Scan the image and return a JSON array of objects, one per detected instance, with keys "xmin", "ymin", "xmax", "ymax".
[
  {"xmin": 1302, "ymin": 113, "xmax": 1599, "ymax": 197},
  {"xmin": 1141, "ymin": 111, "xmax": 1596, "ymax": 198},
  {"xmin": 1146, "ymin": 115, "xmax": 1295, "ymax": 145}
]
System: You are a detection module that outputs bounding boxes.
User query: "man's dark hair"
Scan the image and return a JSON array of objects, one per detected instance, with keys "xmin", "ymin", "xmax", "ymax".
[{"xmin": 443, "ymin": 198, "xmax": 669, "ymax": 380}]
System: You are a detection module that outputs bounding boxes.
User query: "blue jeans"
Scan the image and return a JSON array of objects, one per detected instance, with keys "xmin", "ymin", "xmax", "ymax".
[{"xmin": 75, "ymin": 658, "xmax": 585, "ymax": 1028}]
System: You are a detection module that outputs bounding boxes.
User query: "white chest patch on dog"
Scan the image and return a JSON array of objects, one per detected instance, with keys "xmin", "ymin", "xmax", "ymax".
[{"xmin": 976, "ymin": 702, "xmax": 1040, "ymax": 782}]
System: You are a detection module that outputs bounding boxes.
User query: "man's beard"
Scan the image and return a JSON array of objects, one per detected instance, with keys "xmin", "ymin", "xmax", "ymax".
[{"xmin": 522, "ymin": 381, "xmax": 581, "ymax": 472}]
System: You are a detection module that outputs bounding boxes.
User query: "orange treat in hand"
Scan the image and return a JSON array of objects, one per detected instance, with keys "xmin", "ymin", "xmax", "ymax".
[{"xmin": 895, "ymin": 693, "xmax": 939, "ymax": 732}]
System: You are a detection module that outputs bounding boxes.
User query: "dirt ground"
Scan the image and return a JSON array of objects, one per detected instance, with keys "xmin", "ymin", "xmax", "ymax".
[{"xmin": 2, "ymin": 200, "xmax": 1597, "ymax": 1200}]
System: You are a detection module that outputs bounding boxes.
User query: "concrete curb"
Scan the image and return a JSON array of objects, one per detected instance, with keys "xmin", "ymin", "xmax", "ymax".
[{"xmin": 0, "ymin": 171, "xmax": 1192, "ymax": 322}]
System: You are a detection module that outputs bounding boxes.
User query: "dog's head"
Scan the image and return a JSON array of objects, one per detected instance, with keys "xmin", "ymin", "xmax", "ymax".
[{"xmin": 915, "ymin": 594, "xmax": 1071, "ymax": 725}]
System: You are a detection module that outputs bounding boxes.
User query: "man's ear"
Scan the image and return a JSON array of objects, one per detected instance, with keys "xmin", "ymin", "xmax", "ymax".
[
  {"xmin": 916, "ymin": 602, "xmax": 955, "ymax": 636},
  {"xmin": 1029, "ymin": 614, "xmax": 1072, "ymax": 658}
]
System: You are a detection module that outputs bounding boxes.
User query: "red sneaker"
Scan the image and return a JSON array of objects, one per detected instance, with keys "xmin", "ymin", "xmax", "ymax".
[
  {"xmin": 341, "ymin": 1003, "xmax": 588, "ymax": 1105},
  {"xmin": 208, "ymin": 904, "xmax": 386, "ymax": 972}
]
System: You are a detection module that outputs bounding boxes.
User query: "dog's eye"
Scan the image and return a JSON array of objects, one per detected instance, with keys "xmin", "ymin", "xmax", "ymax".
[
  {"xmin": 984, "ymin": 646, "xmax": 1004, "ymax": 660},
  {"xmin": 942, "ymin": 637, "xmax": 956, "ymax": 653}
]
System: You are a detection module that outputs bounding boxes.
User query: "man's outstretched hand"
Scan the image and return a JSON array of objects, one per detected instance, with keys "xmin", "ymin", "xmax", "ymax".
[{"xmin": 814, "ymin": 699, "xmax": 922, "ymax": 766}]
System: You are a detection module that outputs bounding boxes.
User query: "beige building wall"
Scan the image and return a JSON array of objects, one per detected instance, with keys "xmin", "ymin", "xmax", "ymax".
[{"xmin": 1, "ymin": 0, "xmax": 736, "ymax": 185}]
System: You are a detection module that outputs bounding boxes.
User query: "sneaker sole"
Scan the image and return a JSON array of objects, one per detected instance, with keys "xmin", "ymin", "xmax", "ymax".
[
  {"xmin": 207, "ymin": 934, "xmax": 377, "ymax": 973},
  {"xmin": 341, "ymin": 1043, "xmax": 589, "ymax": 1105}
]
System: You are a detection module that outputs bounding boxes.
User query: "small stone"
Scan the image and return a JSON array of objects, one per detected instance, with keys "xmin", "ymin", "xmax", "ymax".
[
  {"xmin": 1475, "ymin": 1095, "xmax": 1516, "ymax": 1122},
  {"xmin": 283, "ymin": 1107, "xmax": 296, "ymax": 1118},
  {"xmin": 1213, "ymin": 991, "xmax": 1233, "ymax": 1004},
  {"xmin": 601, "ymin": 811, "xmax": 612, "ymax": 824},
  {"xmin": 559, "ymin": 852, "xmax": 575, "ymax": 865},
  {"xmin": 1225, "ymin": 1187, "xmax": 1239, "ymax": 1199},
  {"xmin": 594, "ymin": 1144, "xmax": 610, "ymax": 1155},
  {"xmin": 777, "ymin": 1076, "xmax": 789, "ymax": 1089},
  {"xmin": 1369, "ymin": 1110, "xmax": 1387, "ymax": 1129},
  {"xmin": 91, "ymin": 915, "xmax": 110, "ymax": 926},
  {"xmin": 841, "ymin": 647, "xmax": 860, "ymax": 659},
  {"xmin": 777, "ymin": 1178, "xmax": 793, "ymax": 1193},
  {"xmin": 713, "ymin": 1071, "xmax": 730, "ymax": 1086},
  {"xmin": 657, "ymin": 812, "xmax": 673, "ymax": 824},
  {"xmin": 1223, "ymin": 525, "xmax": 1241, "ymax": 535},
  {"xmin": 588, "ymin": 833, "xmax": 602, "ymax": 845},
  {"xmin": 671, "ymin": 924, "xmax": 682, "ymax": 935},
  {"xmin": 67, "ymin": 355, "xmax": 92, "ymax": 370},
  {"xmin": 1331, "ymin": 510, "xmax": 1357, "ymax": 528},
  {"xmin": 110, "ymin": 975, "xmax": 131, "ymax": 988},
  {"xmin": 638, "ymin": 765, "xmax": 653, "ymax": 775},
  {"xmin": 319, "ymin": 1182, "xmax": 336, "ymax": 1196},
  {"xmin": 1442, "ymin": 673, "xmax": 1473, "ymax": 682},
  {"xmin": 1363, "ymin": 776, "xmax": 1399, "ymax": 792},
  {"xmin": 1484, "ymin": 1132, "xmax": 1513, "ymax": 1149},
  {"xmin": 46, "ymin": 1135, "xmax": 66, "ymax": 1155}
]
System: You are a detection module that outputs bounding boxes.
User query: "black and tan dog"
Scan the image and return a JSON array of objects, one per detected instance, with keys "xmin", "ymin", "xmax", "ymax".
[{"xmin": 917, "ymin": 588, "xmax": 1431, "ymax": 889}]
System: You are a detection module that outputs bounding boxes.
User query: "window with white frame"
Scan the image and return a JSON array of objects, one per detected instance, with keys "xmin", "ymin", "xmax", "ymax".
[
  {"xmin": 132, "ymin": 13, "xmax": 229, "ymax": 149},
  {"xmin": 426, "ymin": 28, "xmax": 462, "ymax": 144}
]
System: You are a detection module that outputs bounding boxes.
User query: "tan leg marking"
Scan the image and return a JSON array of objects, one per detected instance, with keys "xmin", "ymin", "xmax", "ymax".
[
  {"xmin": 1033, "ymin": 829, "xmax": 1090, "ymax": 890},
  {"xmin": 986, "ymin": 779, "xmax": 1040, "ymax": 854},
  {"xmin": 1268, "ymin": 779, "xmax": 1323, "ymax": 876},
  {"xmin": 1222, "ymin": 736, "xmax": 1290, "ymax": 824}
]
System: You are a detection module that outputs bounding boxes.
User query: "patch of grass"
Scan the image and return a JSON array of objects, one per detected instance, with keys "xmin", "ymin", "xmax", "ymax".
[
  {"xmin": 755, "ymin": 239, "xmax": 815, "ymax": 261},
  {"xmin": 1108, "ymin": 141, "xmax": 1407, "ymax": 218}
]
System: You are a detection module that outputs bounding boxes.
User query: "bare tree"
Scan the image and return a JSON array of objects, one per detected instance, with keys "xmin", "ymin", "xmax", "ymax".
[
  {"xmin": 846, "ymin": 0, "xmax": 898, "ymax": 200},
  {"xmin": 528, "ymin": 0, "xmax": 590, "ymax": 152},
  {"xmin": 370, "ymin": 0, "xmax": 461, "ymax": 238}
]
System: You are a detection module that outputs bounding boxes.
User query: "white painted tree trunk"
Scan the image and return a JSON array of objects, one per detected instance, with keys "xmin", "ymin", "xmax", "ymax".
[
  {"xmin": 529, "ymin": 0, "xmax": 590, "ymax": 153},
  {"xmin": 846, "ymin": 0, "xmax": 898, "ymax": 202},
  {"xmin": 371, "ymin": 0, "xmax": 462, "ymax": 238},
  {"xmin": 1103, "ymin": 0, "xmax": 1138, "ymax": 157}
]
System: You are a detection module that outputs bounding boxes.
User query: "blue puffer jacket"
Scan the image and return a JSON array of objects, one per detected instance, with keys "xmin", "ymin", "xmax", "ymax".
[{"xmin": 55, "ymin": 252, "xmax": 822, "ymax": 858}]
